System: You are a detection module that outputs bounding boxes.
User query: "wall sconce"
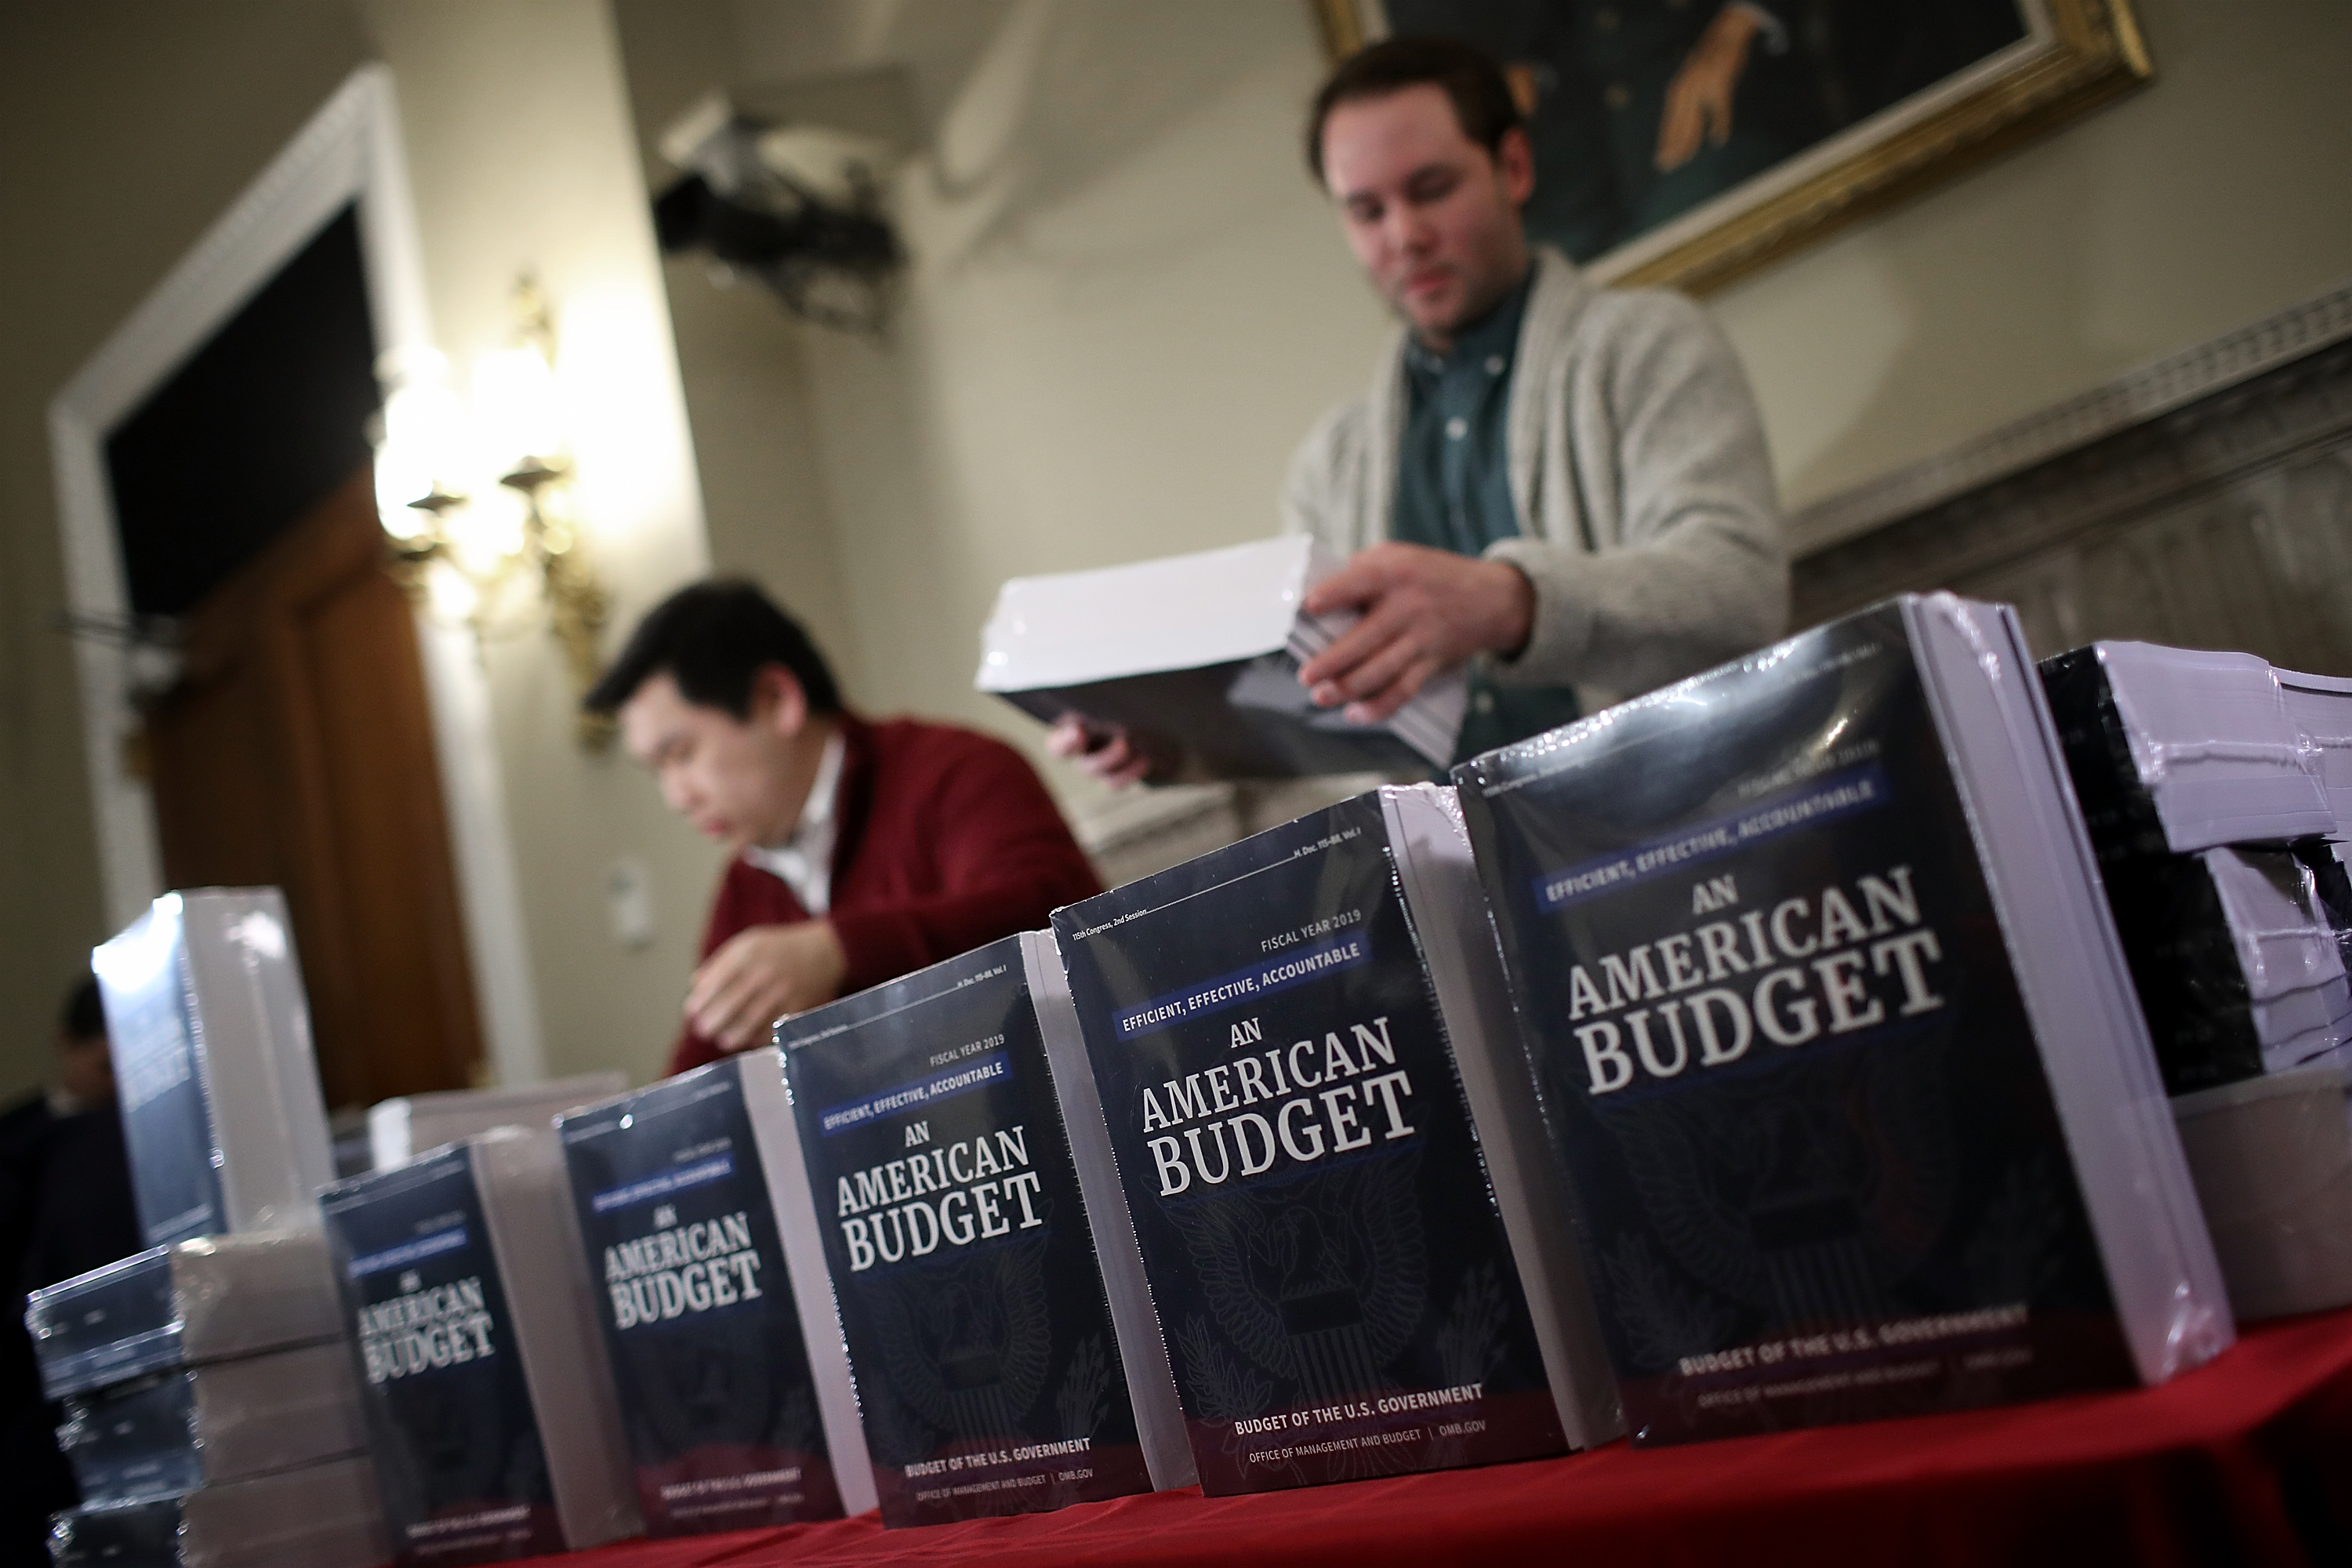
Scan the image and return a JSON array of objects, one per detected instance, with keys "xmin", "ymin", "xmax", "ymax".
[{"xmin": 373, "ymin": 276, "xmax": 614, "ymax": 748}]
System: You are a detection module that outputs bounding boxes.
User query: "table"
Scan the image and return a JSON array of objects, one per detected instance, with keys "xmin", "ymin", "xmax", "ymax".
[{"xmin": 520, "ymin": 1311, "xmax": 2352, "ymax": 1568}]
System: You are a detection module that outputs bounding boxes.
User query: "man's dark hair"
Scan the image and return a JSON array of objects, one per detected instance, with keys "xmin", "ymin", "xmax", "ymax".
[
  {"xmin": 584, "ymin": 579, "xmax": 842, "ymax": 720},
  {"xmin": 1305, "ymin": 36, "xmax": 1525, "ymax": 187},
  {"xmin": 62, "ymin": 975, "xmax": 105, "ymax": 1043}
]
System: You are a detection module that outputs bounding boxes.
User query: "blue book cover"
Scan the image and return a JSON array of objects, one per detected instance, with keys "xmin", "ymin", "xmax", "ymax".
[
  {"xmin": 1453, "ymin": 598, "xmax": 2204, "ymax": 1443},
  {"xmin": 773, "ymin": 935, "xmax": 1155, "ymax": 1527},
  {"xmin": 321, "ymin": 1146, "xmax": 564, "ymax": 1563},
  {"xmin": 558, "ymin": 1058, "xmax": 847, "ymax": 1535},
  {"xmin": 92, "ymin": 900, "xmax": 223, "ymax": 1247},
  {"xmin": 1050, "ymin": 794, "xmax": 1570, "ymax": 1494}
]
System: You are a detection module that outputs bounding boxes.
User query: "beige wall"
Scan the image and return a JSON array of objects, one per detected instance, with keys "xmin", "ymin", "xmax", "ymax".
[
  {"xmin": 626, "ymin": 0, "xmax": 2352, "ymax": 851},
  {"xmin": 0, "ymin": 2, "xmax": 376, "ymax": 1102},
  {"xmin": 0, "ymin": 0, "xmax": 725, "ymax": 1102},
  {"xmin": 622, "ymin": 0, "xmax": 1396, "ymax": 840},
  {"xmin": 607, "ymin": 0, "xmax": 862, "ymax": 694},
  {"xmin": 1713, "ymin": 0, "xmax": 2352, "ymax": 510},
  {"xmin": 798, "ymin": 0, "xmax": 1396, "ymax": 744},
  {"xmin": 358, "ymin": 0, "xmax": 720, "ymax": 1087}
]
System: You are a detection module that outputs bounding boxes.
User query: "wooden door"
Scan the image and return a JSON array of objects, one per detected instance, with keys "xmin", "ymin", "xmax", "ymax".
[{"xmin": 143, "ymin": 466, "xmax": 484, "ymax": 1108}]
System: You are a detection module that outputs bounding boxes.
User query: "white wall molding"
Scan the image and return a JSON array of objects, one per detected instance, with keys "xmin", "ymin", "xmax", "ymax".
[
  {"xmin": 48, "ymin": 63, "xmax": 546, "ymax": 1086},
  {"xmin": 1791, "ymin": 274, "xmax": 2352, "ymax": 559}
]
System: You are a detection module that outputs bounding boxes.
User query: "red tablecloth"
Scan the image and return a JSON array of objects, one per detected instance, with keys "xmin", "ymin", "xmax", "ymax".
[{"xmin": 520, "ymin": 1312, "xmax": 2352, "ymax": 1568}]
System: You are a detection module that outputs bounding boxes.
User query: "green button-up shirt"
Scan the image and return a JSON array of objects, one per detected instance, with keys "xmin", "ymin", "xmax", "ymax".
[{"xmin": 1392, "ymin": 270, "xmax": 1583, "ymax": 764}]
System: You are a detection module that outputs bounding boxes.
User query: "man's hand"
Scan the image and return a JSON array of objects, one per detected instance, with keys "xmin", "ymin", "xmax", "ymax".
[
  {"xmin": 1298, "ymin": 543, "xmax": 1534, "ymax": 724},
  {"xmin": 1657, "ymin": 5, "xmax": 1762, "ymax": 172},
  {"xmin": 1046, "ymin": 715, "xmax": 1156, "ymax": 789},
  {"xmin": 685, "ymin": 920, "xmax": 848, "ymax": 1052}
]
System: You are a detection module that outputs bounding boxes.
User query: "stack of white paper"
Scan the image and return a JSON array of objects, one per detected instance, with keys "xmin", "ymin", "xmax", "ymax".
[
  {"xmin": 2275, "ymin": 666, "xmax": 2352, "ymax": 866},
  {"xmin": 978, "ymin": 536, "xmax": 1467, "ymax": 779},
  {"xmin": 2201, "ymin": 847, "xmax": 2352, "ymax": 1073}
]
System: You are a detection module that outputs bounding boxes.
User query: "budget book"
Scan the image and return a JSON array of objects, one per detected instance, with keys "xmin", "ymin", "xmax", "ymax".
[{"xmin": 1454, "ymin": 593, "xmax": 2232, "ymax": 1443}]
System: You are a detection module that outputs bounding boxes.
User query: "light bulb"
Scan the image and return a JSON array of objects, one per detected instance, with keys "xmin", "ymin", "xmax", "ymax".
[
  {"xmin": 474, "ymin": 342, "xmax": 563, "ymax": 472},
  {"xmin": 374, "ymin": 379, "xmax": 468, "ymax": 532},
  {"xmin": 91, "ymin": 898, "xmax": 185, "ymax": 995},
  {"xmin": 448, "ymin": 486, "xmax": 528, "ymax": 575},
  {"xmin": 426, "ymin": 562, "xmax": 481, "ymax": 622}
]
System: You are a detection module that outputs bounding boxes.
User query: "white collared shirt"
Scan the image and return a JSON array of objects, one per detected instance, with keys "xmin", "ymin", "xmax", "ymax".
[{"xmin": 742, "ymin": 730, "xmax": 847, "ymax": 916}]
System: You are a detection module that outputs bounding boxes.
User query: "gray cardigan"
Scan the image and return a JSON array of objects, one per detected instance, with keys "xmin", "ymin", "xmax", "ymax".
[{"xmin": 1282, "ymin": 247, "xmax": 1788, "ymax": 712}]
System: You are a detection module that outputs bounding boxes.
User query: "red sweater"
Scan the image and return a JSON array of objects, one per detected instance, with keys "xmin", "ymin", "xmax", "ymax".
[{"xmin": 667, "ymin": 714, "xmax": 1102, "ymax": 1075}]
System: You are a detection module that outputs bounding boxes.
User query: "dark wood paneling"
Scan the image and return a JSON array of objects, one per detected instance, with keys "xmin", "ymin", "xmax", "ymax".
[
  {"xmin": 145, "ymin": 466, "xmax": 482, "ymax": 1107},
  {"xmin": 1795, "ymin": 338, "xmax": 2352, "ymax": 675},
  {"xmin": 105, "ymin": 206, "xmax": 379, "ymax": 617}
]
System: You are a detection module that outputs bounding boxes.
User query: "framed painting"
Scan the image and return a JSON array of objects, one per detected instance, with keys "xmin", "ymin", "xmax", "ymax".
[{"xmin": 1312, "ymin": 1, "xmax": 2150, "ymax": 293}]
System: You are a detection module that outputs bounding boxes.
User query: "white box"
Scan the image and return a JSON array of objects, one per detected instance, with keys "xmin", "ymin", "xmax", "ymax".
[
  {"xmin": 2173, "ymin": 1065, "xmax": 2352, "ymax": 1320},
  {"xmin": 367, "ymin": 1073, "xmax": 628, "ymax": 1171}
]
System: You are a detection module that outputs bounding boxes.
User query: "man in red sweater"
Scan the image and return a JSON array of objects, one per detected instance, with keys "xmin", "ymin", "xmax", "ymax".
[{"xmin": 586, "ymin": 579, "xmax": 1102, "ymax": 1076}]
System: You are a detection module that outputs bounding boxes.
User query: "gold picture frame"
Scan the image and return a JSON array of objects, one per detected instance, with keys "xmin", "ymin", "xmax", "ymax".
[{"xmin": 1312, "ymin": 0, "xmax": 2150, "ymax": 295}]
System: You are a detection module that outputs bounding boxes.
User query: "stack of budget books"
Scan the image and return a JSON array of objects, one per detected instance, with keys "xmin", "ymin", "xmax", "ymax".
[
  {"xmin": 977, "ymin": 536, "xmax": 1465, "ymax": 780},
  {"xmin": 30, "ymin": 1230, "xmax": 387, "ymax": 1568},
  {"xmin": 1454, "ymin": 594, "xmax": 2232, "ymax": 1443},
  {"xmin": 2116, "ymin": 844, "xmax": 2352, "ymax": 1083},
  {"xmin": 47, "ymin": 1456, "xmax": 388, "ymax": 1568},
  {"xmin": 1047, "ymin": 787, "xmax": 1623, "ymax": 1492},
  {"xmin": 2042, "ymin": 643, "xmax": 2337, "ymax": 849},
  {"xmin": 320, "ymin": 1127, "xmax": 640, "ymax": 1563},
  {"xmin": 90, "ymin": 888, "xmax": 337, "ymax": 1246},
  {"xmin": 2039, "ymin": 647, "xmax": 2352, "ymax": 1326},
  {"xmin": 2042, "ymin": 643, "xmax": 2352, "ymax": 1091},
  {"xmin": 2274, "ymin": 665, "xmax": 2352, "ymax": 869},
  {"xmin": 555, "ymin": 1051, "xmax": 875, "ymax": 1536},
  {"xmin": 54, "ymin": 1344, "xmax": 369, "ymax": 1512},
  {"xmin": 771, "ymin": 936, "xmax": 1194, "ymax": 1526}
]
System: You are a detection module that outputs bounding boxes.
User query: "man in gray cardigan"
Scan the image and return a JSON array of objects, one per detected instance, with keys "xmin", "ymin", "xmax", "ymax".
[{"xmin": 1058, "ymin": 36, "xmax": 1784, "ymax": 782}]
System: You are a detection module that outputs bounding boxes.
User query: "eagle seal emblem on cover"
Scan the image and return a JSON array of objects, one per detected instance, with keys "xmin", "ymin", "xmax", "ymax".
[
  {"xmin": 856, "ymin": 1232, "xmax": 1054, "ymax": 1458},
  {"xmin": 1167, "ymin": 1152, "xmax": 1428, "ymax": 1405}
]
